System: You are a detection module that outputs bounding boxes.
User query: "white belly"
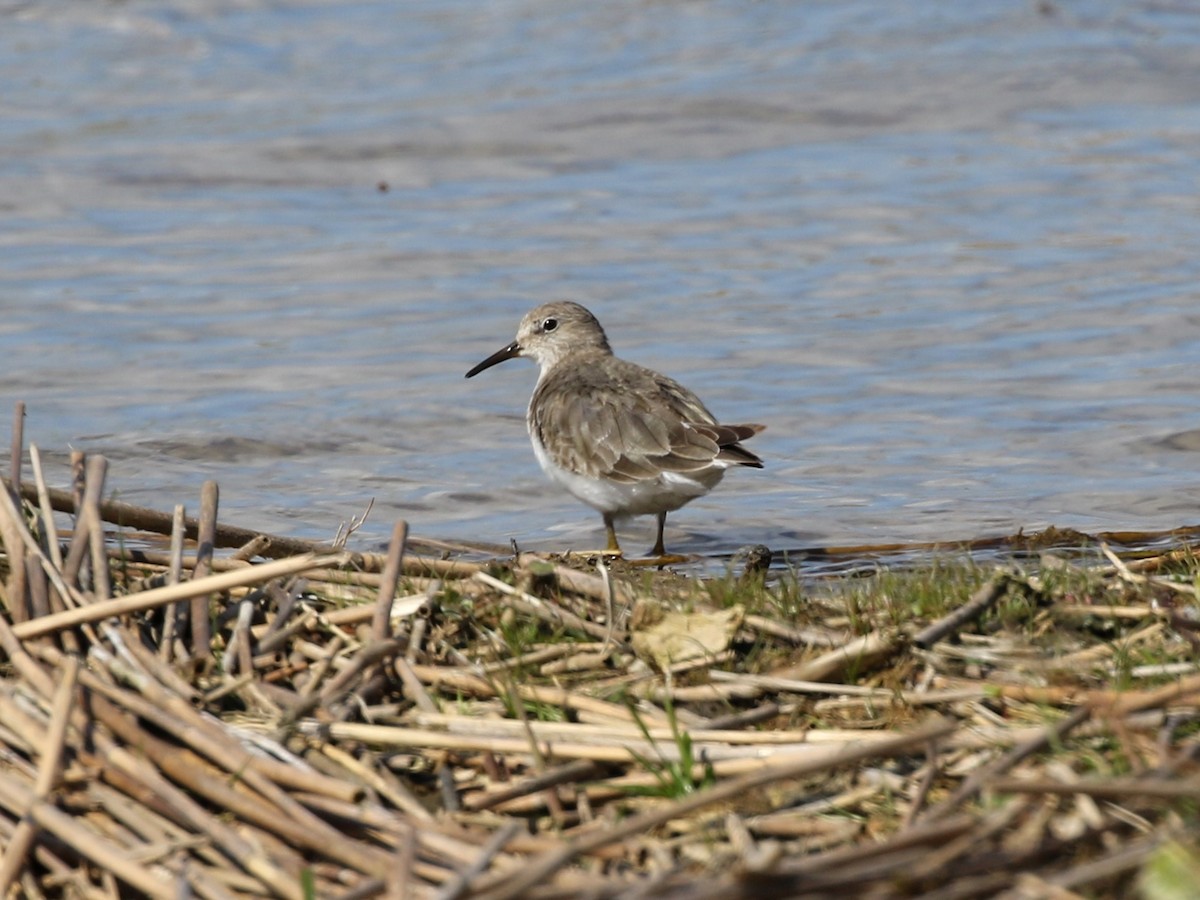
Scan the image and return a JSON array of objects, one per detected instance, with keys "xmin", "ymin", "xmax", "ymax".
[{"xmin": 530, "ymin": 432, "xmax": 724, "ymax": 517}]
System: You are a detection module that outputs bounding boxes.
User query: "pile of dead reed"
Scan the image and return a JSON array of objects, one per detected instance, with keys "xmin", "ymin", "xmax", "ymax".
[{"xmin": 1, "ymin": 417, "xmax": 1199, "ymax": 897}]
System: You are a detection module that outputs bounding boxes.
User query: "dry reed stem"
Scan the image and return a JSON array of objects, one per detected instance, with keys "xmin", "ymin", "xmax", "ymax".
[
  {"xmin": 189, "ymin": 479, "xmax": 219, "ymax": 662},
  {"xmin": 61, "ymin": 455, "xmax": 104, "ymax": 588},
  {"xmin": 333, "ymin": 716, "xmax": 885, "ymax": 768},
  {"xmin": 11, "ymin": 552, "xmax": 345, "ymax": 640},
  {"xmin": 913, "ymin": 571, "xmax": 1013, "ymax": 648},
  {"xmin": 372, "ymin": 519, "xmax": 409, "ymax": 641},
  {"xmin": 28, "ymin": 445, "xmax": 63, "ymax": 574},
  {"xmin": 8, "ymin": 403, "xmax": 23, "ymax": 501},
  {"xmin": 742, "ymin": 613, "xmax": 846, "ymax": 648},
  {"xmin": 1102, "ymin": 541, "xmax": 1198, "ymax": 597},
  {"xmin": 770, "ymin": 629, "xmax": 899, "ymax": 682},
  {"xmin": 474, "ymin": 571, "xmax": 629, "ymax": 644},
  {"xmin": 0, "ymin": 655, "xmax": 78, "ymax": 893}
]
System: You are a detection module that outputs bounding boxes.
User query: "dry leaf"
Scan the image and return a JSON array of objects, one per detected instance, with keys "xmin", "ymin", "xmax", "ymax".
[{"xmin": 631, "ymin": 605, "xmax": 745, "ymax": 669}]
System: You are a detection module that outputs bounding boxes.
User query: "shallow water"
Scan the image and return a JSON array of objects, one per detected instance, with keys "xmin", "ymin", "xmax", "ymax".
[{"xmin": 2, "ymin": 1, "xmax": 1199, "ymax": 559}]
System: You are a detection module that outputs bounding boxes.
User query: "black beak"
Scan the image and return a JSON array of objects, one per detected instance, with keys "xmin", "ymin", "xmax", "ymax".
[{"xmin": 465, "ymin": 340, "xmax": 521, "ymax": 378}]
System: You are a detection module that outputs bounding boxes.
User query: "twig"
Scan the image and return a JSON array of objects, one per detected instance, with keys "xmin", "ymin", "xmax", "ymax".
[
  {"xmin": 24, "ymin": 555, "xmax": 48, "ymax": 620},
  {"xmin": 11, "ymin": 553, "xmax": 346, "ymax": 640},
  {"xmin": 0, "ymin": 468, "xmax": 80, "ymax": 621},
  {"xmin": 913, "ymin": 572, "xmax": 1013, "ymax": 648},
  {"xmin": 462, "ymin": 759, "xmax": 605, "ymax": 812},
  {"xmin": 298, "ymin": 632, "xmax": 346, "ymax": 699},
  {"xmin": 372, "ymin": 520, "xmax": 409, "ymax": 641},
  {"xmin": 743, "ymin": 614, "xmax": 846, "ymax": 648},
  {"xmin": 86, "ymin": 458, "xmax": 112, "ymax": 602},
  {"xmin": 334, "ymin": 497, "xmax": 374, "ymax": 551},
  {"xmin": 594, "ymin": 555, "xmax": 619, "ymax": 649},
  {"xmin": 9, "ymin": 400, "xmax": 24, "ymax": 499},
  {"xmin": 1101, "ymin": 541, "xmax": 1198, "ymax": 597},
  {"xmin": 28, "ymin": 445, "xmax": 62, "ymax": 571},
  {"xmin": 159, "ymin": 503, "xmax": 187, "ymax": 662},
  {"xmin": 989, "ymin": 774, "xmax": 1200, "ymax": 800},
  {"xmin": 230, "ymin": 534, "xmax": 272, "ymax": 562},
  {"xmin": 16, "ymin": 480, "xmax": 336, "ymax": 558},
  {"xmin": 226, "ymin": 597, "xmax": 256, "ymax": 678},
  {"xmin": 435, "ymin": 820, "xmax": 523, "ymax": 900},
  {"xmin": 62, "ymin": 454, "xmax": 106, "ymax": 588},
  {"xmin": 394, "ymin": 656, "xmax": 439, "ymax": 714},
  {"xmin": 770, "ymin": 630, "xmax": 899, "ymax": 682},
  {"xmin": 191, "ymin": 479, "xmax": 219, "ymax": 662},
  {"xmin": 474, "ymin": 571, "xmax": 629, "ymax": 645}
]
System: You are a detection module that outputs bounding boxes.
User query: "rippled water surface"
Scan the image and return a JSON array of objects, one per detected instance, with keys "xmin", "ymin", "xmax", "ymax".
[{"xmin": 2, "ymin": 1, "xmax": 1199, "ymax": 558}]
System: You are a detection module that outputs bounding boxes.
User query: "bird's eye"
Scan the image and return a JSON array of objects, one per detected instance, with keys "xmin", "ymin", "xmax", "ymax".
[{"xmin": 542, "ymin": 317, "xmax": 558, "ymax": 332}]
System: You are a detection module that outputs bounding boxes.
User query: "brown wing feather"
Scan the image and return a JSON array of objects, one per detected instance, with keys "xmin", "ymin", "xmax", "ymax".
[
  {"xmin": 531, "ymin": 356, "xmax": 764, "ymax": 481},
  {"xmin": 699, "ymin": 423, "xmax": 765, "ymax": 468}
]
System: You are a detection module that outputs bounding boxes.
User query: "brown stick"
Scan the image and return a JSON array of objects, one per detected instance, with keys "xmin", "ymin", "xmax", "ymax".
[
  {"xmin": 462, "ymin": 759, "xmax": 604, "ymax": 812},
  {"xmin": 743, "ymin": 613, "xmax": 846, "ymax": 648},
  {"xmin": 0, "ymin": 408, "xmax": 29, "ymax": 616},
  {"xmin": 28, "ymin": 445, "xmax": 76, "ymax": 650},
  {"xmin": 159, "ymin": 503, "xmax": 187, "ymax": 662},
  {"xmin": 0, "ymin": 617, "xmax": 56, "ymax": 700},
  {"xmin": 770, "ymin": 630, "xmax": 899, "ymax": 683},
  {"xmin": 913, "ymin": 572, "xmax": 1012, "ymax": 649},
  {"xmin": 24, "ymin": 555, "xmax": 48, "ymax": 620},
  {"xmin": 990, "ymin": 775, "xmax": 1200, "ymax": 800},
  {"xmin": 0, "ymin": 655, "xmax": 79, "ymax": 893},
  {"xmin": 110, "ymin": 542, "xmax": 478, "ymax": 585},
  {"xmin": 372, "ymin": 520, "xmax": 408, "ymax": 641},
  {"xmin": 11, "ymin": 553, "xmax": 344, "ymax": 640},
  {"xmin": 28, "ymin": 445, "xmax": 63, "ymax": 572},
  {"xmin": 86, "ymin": 458, "xmax": 112, "ymax": 602},
  {"xmin": 191, "ymin": 480, "xmax": 219, "ymax": 662},
  {"xmin": 0, "ymin": 502, "xmax": 70, "ymax": 610},
  {"xmin": 474, "ymin": 571, "xmax": 630, "ymax": 645},
  {"xmin": 436, "ymin": 819, "xmax": 523, "ymax": 900},
  {"xmin": 226, "ymin": 597, "xmax": 255, "ymax": 677},
  {"xmin": 15, "ymin": 479, "xmax": 336, "ymax": 558},
  {"xmin": 8, "ymin": 401, "xmax": 24, "ymax": 499},
  {"xmin": 62, "ymin": 454, "xmax": 106, "ymax": 588}
]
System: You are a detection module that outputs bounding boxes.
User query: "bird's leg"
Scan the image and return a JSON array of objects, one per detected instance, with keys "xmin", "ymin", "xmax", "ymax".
[
  {"xmin": 603, "ymin": 513, "xmax": 622, "ymax": 555},
  {"xmin": 650, "ymin": 511, "xmax": 667, "ymax": 557}
]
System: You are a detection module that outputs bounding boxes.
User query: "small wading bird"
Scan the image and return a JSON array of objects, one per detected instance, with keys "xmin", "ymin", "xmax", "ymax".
[{"xmin": 465, "ymin": 301, "xmax": 764, "ymax": 556}]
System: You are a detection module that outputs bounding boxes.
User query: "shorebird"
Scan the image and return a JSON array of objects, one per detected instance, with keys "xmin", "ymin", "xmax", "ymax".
[{"xmin": 466, "ymin": 301, "xmax": 764, "ymax": 556}]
